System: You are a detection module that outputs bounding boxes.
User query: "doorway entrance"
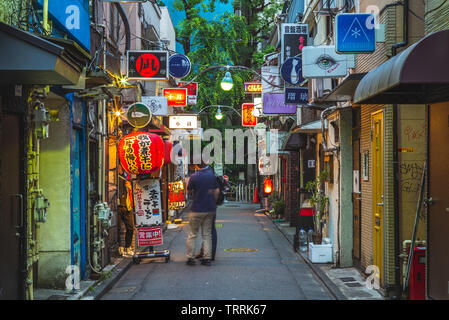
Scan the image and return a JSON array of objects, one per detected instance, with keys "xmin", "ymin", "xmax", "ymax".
[
  {"xmin": 428, "ymin": 102, "xmax": 449, "ymax": 300},
  {"xmin": 371, "ymin": 110, "xmax": 384, "ymax": 284}
]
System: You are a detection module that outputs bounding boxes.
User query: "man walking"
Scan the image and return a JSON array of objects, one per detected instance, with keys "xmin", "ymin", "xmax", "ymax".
[{"xmin": 185, "ymin": 159, "xmax": 219, "ymax": 266}]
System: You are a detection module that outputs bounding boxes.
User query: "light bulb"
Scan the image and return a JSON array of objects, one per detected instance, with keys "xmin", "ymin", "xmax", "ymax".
[{"xmin": 220, "ymin": 71, "xmax": 233, "ymax": 91}]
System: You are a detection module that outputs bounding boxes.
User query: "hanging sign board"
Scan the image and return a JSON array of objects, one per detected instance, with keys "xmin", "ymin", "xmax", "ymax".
[
  {"xmin": 280, "ymin": 57, "xmax": 304, "ymax": 85},
  {"xmin": 168, "ymin": 180, "xmax": 186, "ymax": 210},
  {"xmin": 302, "ymin": 46, "xmax": 348, "ymax": 78},
  {"xmin": 263, "ymin": 93, "xmax": 297, "ymax": 115},
  {"xmin": 134, "ymin": 179, "xmax": 162, "ymax": 226},
  {"xmin": 335, "ymin": 13, "xmax": 376, "ymax": 53},
  {"xmin": 127, "ymin": 50, "xmax": 169, "ymax": 80},
  {"xmin": 281, "ymin": 23, "xmax": 309, "ymax": 65},
  {"xmin": 242, "ymin": 103, "xmax": 257, "ymax": 127},
  {"xmin": 163, "ymin": 88, "xmax": 188, "ymax": 106},
  {"xmin": 261, "ymin": 66, "xmax": 282, "ymax": 94},
  {"xmin": 168, "ymin": 53, "xmax": 191, "ymax": 78},
  {"xmin": 137, "ymin": 226, "xmax": 163, "ymax": 247},
  {"xmin": 244, "ymin": 82, "xmax": 262, "ymax": 94},
  {"xmin": 169, "ymin": 115, "xmax": 198, "ymax": 129},
  {"xmin": 141, "ymin": 96, "xmax": 168, "ymax": 116},
  {"xmin": 126, "ymin": 102, "xmax": 152, "ymax": 128},
  {"xmin": 285, "ymin": 87, "xmax": 308, "ymax": 104},
  {"xmin": 178, "ymin": 82, "xmax": 198, "ymax": 105}
]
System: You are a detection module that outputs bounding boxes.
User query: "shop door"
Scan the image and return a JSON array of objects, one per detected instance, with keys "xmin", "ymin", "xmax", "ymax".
[
  {"xmin": 0, "ymin": 112, "xmax": 23, "ymax": 299},
  {"xmin": 371, "ymin": 111, "xmax": 384, "ymax": 284},
  {"xmin": 352, "ymin": 138, "xmax": 361, "ymax": 265},
  {"xmin": 71, "ymin": 129, "xmax": 82, "ymax": 273},
  {"xmin": 428, "ymin": 102, "xmax": 449, "ymax": 300}
]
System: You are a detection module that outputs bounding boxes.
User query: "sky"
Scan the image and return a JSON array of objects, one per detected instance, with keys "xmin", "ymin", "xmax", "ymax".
[{"xmin": 162, "ymin": 0, "xmax": 234, "ymax": 53}]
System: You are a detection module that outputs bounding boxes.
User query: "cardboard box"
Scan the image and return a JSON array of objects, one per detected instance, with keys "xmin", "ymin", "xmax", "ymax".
[{"xmin": 308, "ymin": 243, "xmax": 333, "ymax": 263}]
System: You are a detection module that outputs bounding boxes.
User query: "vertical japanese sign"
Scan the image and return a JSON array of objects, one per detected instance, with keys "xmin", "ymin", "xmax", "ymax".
[
  {"xmin": 127, "ymin": 50, "xmax": 169, "ymax": 80},
  {"xmin": 242, "ymin": 103, "xmax": 257, "ymax": 127},
  {"xmin": 178, "ymin": 82, "xmax": 198, "ymax": 105},
  {"xmin": 168, "ymin": 181, "xmax": 186, "ymax": 210},
  {"xmin": 281, "ymin": 23, "xmax": 309, "ymax": 65},
  {"xmin": 137, "ymin": 226, "xmax": 163, "ymax": 246},
  {"xmin": 134, "ymin": 179, "xmax": 162, "ymax": 226}
]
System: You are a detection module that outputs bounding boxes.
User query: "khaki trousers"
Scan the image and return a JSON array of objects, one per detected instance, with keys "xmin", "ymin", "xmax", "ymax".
[{"xmin": 186, "ymin": 211, "xmax": 215, "ymax": 259}]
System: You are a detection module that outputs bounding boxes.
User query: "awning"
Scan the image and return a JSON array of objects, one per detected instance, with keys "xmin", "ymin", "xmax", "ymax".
[
  {"xmin": 292, "ymin": 120, "xmax": 327, "ymax": 133},
  {"xmin": 282, "ymin": 132, "xmax": 307, "ymax": 151},
  {"xmin": 354, "ymin": 29, "xmax": 449, "ymax": 105},
  {"xmin": 0, "ymin": 22, "xmax": 83, "ymax": 85},
  {"xmin": 322, "ymin": 73, "xmax": 367, "ymax": 102}
]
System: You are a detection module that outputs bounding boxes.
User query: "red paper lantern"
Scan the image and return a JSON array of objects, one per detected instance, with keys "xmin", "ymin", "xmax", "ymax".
[
  {"xmin": 118, "ymin": 132, "xmax": 165, "ymax": 175},
  {"xmin": 164, "ymin": 140, "xmax": 173, "ymax": 164}
]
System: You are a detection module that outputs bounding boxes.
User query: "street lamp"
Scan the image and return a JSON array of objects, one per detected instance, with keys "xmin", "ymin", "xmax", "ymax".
[
  {"xmin": 220, "ymin": 71, "xmax": 234, "ymax": 91},
  {"xmin": 215, "ymin": 106, "xmax": 224, "ymax": 120}
]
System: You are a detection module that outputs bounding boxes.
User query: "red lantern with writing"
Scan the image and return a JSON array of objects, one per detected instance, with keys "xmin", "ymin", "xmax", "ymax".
[{"xmin": 118, "ymin": 132, "xmax": 165, "ymax": 175}]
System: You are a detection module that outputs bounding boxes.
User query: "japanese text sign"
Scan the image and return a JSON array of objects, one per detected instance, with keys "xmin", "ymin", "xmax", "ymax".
[
  {"xmin": 134, "ymin": 179, "xmax": 162, "ymax": 226},
  {"xmin": 163, "ymin": 88, "xmax": 188, "ymax": 106},
  {"xmin": 127, "ymin": 50, "xmax": 168, "ymax": 80},
  {"xmin": 168, "ymin": 181, "xmax": 186, "ymax": 210},
  {"xmin": 284, "ymin": 87, "xmax": 308, "ymax": 104},
  {"xmin": 242, "ymin": 103, "xmax": 257, "ymax": 127},
  {"xmin": 263, "ymin": 93, "xmax": 297, "ymax": 115},
  {"xmin": 281, "ymin": 23, "xmax": 309, "ymax": 64},
  {"xmin": 137, "ymin": 226, "xmax": 163, "ymax": 246}
]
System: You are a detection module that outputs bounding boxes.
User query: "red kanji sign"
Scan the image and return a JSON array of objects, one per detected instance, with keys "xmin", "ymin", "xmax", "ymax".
[
  {"xmin": 163, "ymin": 88, "xmax": 188, "ymax": 106},
  {"xmin": 178, "ymin": 82, "xmax": 198, "ymax": 96},
  {"xmin": 242, "ymin": 103, "xmax": 257, "ymax": 127},
  {"xmin": 127, "ymin": 50, "xmax": 168, "ymax": 80},
  {"xmin": 137, "ymin": 226, "xmax": 163, "ymax": 246}
]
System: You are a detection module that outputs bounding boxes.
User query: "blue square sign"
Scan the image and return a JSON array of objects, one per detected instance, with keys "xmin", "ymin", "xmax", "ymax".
[{"xmin": 336, "ymin": 13, "xmax": 376, "ymax": 53}]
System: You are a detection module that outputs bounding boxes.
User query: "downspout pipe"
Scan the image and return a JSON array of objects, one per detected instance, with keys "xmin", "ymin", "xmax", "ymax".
[
  {"xmin": 114, "ymin": 3, "xmax": 131, "ymax": 52},
  {"xmin": 391, "ymin": 0, "xmax": 409, "ymax": 300}
]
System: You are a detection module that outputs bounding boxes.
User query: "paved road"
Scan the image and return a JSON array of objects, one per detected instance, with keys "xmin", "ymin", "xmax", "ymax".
[{"xmin": 101, "ymin": 203, "xmax": 334, "ymax": 300}]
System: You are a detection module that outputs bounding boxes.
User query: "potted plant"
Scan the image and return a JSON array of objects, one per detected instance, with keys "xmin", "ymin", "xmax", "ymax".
[{"xmin": 305, "ymin": 170, "xmax": 329, "ymax": 244}]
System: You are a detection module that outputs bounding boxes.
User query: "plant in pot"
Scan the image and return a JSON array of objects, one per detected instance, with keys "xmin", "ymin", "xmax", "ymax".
[
  {"xmin": 305, "ymin": 170, "xmax": 329, "ymax": 245},
  {"xmin": 273, "ymin": 198, "xmax": 285, "ymax": 219}
]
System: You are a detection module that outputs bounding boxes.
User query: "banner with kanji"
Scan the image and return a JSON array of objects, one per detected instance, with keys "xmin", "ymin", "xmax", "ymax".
[
  {"xmin": 137, "ymin": 226, "xmax": 163, "ymax": 246},
  {"xmin": 134, "ymin": 179, "xmax": 162, "ymax": 226}
]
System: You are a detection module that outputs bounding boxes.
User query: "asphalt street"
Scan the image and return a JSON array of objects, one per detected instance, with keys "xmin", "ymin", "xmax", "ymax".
[{"xmin": 101, "ymin": 203, "xmax": 334, "ymax": 300}]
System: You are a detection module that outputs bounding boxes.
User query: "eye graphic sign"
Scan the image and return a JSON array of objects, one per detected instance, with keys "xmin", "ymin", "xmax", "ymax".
[
  {"xmin": 302, "ymin": 46, "xmax": 348, "ymax": 78},
  {"xmin": 336, "ymin": 13, "xmax": 376, "ymax": 53},
  {"xmin": 127, "ymin": 50, "xmax": 169, "ymax": 80}
]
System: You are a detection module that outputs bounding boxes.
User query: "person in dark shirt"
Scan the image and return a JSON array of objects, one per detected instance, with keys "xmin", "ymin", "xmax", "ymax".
[{"xmin": 185, "ymin": 160, "xmax": 219, "ymax": 266}]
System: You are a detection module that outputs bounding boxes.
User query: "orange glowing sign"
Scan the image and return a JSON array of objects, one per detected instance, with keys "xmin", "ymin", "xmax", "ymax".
[
  {"xmin": 163, "ymin": 88, "xmax": 188, "ymax": 106},
  {"xmin": 263, "ymin": 178, "xmax": 273, "ymax": 194},
  {"xmin": 244, "ymin": 82, "xmax": 262, "ymax": 94},
  {"xmin": 242, "ymin": 103, "xmax": 257, "ymax": 127}
]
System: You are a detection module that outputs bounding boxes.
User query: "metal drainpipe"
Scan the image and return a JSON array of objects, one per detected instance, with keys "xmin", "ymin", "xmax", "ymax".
[
  {"xmin": 391, "ymin": 0, "xmax": 408, "ymax": 300},
  {"xmin": 114, "ymin": 3, "xmax": 131, "ymax": 52}
]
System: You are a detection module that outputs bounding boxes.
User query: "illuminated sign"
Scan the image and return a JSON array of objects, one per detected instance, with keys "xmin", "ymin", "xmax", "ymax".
[
  {"xmin": 244, "ymin": 82, "xmax": 262, "ymax": 94},
  {"xmin": 178, "ymin": 82, "xmax": 198, "ymax": 106},
  {"xmin": 127, "ymin": 50, "xmax": 169, "ymax": 80},
  {"xmin": 169, "ymin": 115, "xmax": 198, "ymax": 129},
  {"xmin": 163, "ymin": 88, "xmax": 188, "ymax": 106},
  {"xmin": 242, "ymin": 103, "xmax": 257, "ymax": 127},
  {"xmin": 134, "ymin": 179, "xmax": 162, "ymax": 226},
  {"xmin": 168, "ymin": 181, "xmax": 186, "ymax": 210}
]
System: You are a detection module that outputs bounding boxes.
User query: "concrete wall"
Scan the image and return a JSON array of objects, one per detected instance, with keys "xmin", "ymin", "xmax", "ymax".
[{"xmin": 38, "ymin": 104, "xmax": 72, "ymax": 289}]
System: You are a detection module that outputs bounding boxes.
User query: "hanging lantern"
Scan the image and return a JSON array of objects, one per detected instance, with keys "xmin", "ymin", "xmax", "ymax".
[
  {"xmin": 263, "ymin": 177, "xmax": 273, "ymax": 195},
  {"xmin": 164, "ymin": 140, "xmax": 173, "ymax": 165},
  {"xmin": 118, "ymin": 132, "xmax": 165, "ymax": 175}
]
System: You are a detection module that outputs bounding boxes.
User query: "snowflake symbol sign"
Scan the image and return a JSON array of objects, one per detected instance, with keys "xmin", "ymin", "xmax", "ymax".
[{"xmin": 351, "ymin": 27, "xmax": 361, "ymax": 38}]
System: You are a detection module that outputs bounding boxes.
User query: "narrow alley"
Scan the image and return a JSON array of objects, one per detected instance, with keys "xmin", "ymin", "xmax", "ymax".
[{"xmin": 100, "ymin": 203, "xmax": 333, "ymax": 300}]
